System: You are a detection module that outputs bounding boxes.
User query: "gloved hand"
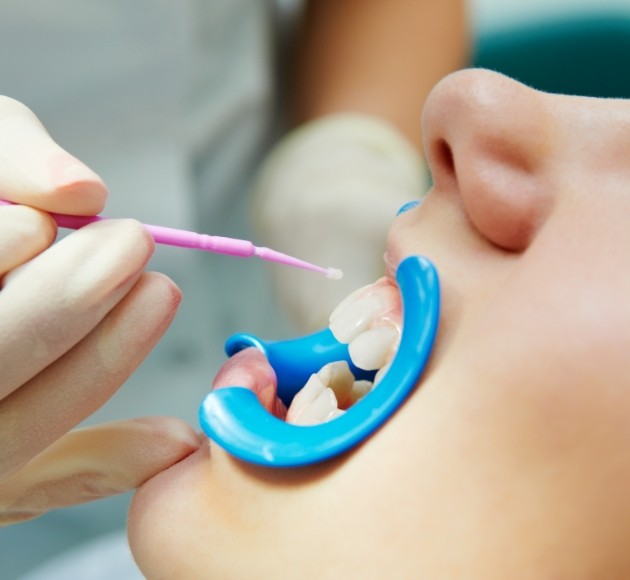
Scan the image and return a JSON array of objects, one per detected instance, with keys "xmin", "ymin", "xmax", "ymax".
[
  {"xmin": 251, "ymin": 113, "xmax": 428, "ymax": 332},
  {"xmin": 0, "ymin": 97, "xmax": 200, "ymax": 525}
]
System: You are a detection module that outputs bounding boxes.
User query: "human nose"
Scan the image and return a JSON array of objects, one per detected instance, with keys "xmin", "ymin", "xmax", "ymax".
[{"xmin": 422, "ymin": 69, "xmax": 553, "ymax": 251}]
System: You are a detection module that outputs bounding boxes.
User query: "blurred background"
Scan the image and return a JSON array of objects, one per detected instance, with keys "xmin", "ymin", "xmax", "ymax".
[{"xmin": 1, "ymin": 0, "xmax": 630, "ymax": 577}]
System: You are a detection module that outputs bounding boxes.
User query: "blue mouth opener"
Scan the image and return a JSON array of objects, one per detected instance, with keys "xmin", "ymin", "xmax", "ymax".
[{"xmin": 198, "ymin": 256, "xmax": 440, "ymax": 467}]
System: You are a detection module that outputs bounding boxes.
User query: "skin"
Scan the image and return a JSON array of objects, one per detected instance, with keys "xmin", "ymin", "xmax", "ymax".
[
  {"xmin": 129, "ymin": 70, "xmax": 630, "ymax": 579},
  {"xmin": 0, "ymin": 96, "xmax": 200, "ymax": 525}
]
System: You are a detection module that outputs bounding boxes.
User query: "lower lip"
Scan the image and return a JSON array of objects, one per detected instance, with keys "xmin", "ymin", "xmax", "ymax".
[
  {"xmin": 129, "ymin": 441, "xmax": 211, "ymax": 520},
  {"xmin": 145, "ymin": 438, "xmax": 210, "ymax": 489}
]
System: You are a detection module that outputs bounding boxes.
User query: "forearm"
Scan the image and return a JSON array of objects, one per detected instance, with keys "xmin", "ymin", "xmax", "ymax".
[{"xmin": 290, "ymin": 0, "xmax": 470, "ymax": 150}]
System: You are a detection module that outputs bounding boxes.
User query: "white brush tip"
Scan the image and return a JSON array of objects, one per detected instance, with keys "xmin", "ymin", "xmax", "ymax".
[{"xmin": 326, "ymin": 267, "xmax": 344, "ymax": 281}]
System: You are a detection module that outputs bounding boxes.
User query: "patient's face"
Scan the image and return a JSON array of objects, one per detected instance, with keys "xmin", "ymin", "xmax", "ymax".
[{"xmin": 128, "ymin": 70, "xmax": 630, "ymax": 578}]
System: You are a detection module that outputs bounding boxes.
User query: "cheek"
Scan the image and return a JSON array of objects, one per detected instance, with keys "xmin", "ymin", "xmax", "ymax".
[
  {"xmin": 451, "ymin": 273, "xmax": 630, "ymax": 517},
  {"xmin": 474, "ymin": 277, "xmax": 630, "ymax": 434}
]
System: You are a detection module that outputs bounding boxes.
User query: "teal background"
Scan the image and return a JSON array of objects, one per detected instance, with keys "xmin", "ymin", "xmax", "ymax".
[{"xmin": 474, "ymin": 15, "xmax": 630, "ymax": 98}]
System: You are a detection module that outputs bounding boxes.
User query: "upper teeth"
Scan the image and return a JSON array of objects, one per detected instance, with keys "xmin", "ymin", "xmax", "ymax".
[
  {"xmin": 328, "ymin": 284, "xmax": 382, "ymax": 340},
  {"xmin": 348, "ymin": 326, "xmax": 398, "ymax": 370},
  {"xmin": 329, "ymin": 277, "xmax": 401, "ymax": 371},
  {"xmin": 286, "ymin": 279, "xmax": 402, "ymax": 426}
]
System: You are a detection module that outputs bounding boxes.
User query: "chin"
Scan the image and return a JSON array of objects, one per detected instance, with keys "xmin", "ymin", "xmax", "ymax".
[{"xmin": 127, "ymin": 443, "xmax": 211, "ymax": 579}]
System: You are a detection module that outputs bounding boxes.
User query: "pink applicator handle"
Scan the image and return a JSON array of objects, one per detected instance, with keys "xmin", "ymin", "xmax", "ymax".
[{"xmin": 0, "ymin": 200, "xmax": 342, "ymax": 279}]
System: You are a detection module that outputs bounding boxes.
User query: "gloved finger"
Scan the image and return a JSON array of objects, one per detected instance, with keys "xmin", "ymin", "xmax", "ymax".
[
  {"xmin": 0, "ymin": 219, "xmax": 156, "ymax": 399},
  {"xmin": 251, "ymin": 113, "xmax": 429, "ymax": 332},
  {"xmin": 261, "ymin": 191, "xmax": 396, "ymax": 332},
  {"xmin": 0, "ymin": 96, "xmax": 107, "ymax": 215},
  {"xmin": 0, "ymin": 417, "xmax": 200, "ymax": 526},
  {"xmin": 0, "ymin": 270, "xmax": 181, "ymax": 478},
  {"xmin": 0, "ymin": 204, "xmax": 56, "ymax": 274}
]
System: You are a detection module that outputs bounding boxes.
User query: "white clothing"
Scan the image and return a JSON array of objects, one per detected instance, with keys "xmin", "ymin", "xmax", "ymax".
[{"xmin": 0, "ymin": 1, "xmax": 295, "ymax": 578}]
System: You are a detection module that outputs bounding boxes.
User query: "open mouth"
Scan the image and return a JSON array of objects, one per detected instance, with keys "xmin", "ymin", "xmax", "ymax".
[
  {"xmin": 201, "ymin": 255, "xmax": 440, "ymax": 467},
  {"xmin": 212, "ymin": 276, "xmax": 404, "ymax": 426}
]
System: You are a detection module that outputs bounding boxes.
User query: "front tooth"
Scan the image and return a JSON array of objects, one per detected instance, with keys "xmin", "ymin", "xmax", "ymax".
[
  {"xmin": 349, "ymin": 326, "xmax": 398, "ymax": 370},
  {"xmin": 329, "ymin": 293, "xmax": 382, "ymax": 343},
  {"xmin": 290, "ymin": 387, "xmax": 339, "ymax": 426},
  {"xmin": 329, "ymin": 283, "xmax": 372, "ymax": 321},
  {"xmin": 328, "ymin": 408, "xmax": 345, "ymax": 420},
  {"xmin": 286, "ymin": 373, "xmax": 325, "ymax": 424}
]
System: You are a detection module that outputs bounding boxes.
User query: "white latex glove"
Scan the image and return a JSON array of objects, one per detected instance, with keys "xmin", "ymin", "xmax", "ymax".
[
  {"xmin": 0, "ymin": 97, "xmax": 200, "ymax": 526},
  {"xmin": 251, "ymin": 113, "xmax": 429, "ymax": 332}
]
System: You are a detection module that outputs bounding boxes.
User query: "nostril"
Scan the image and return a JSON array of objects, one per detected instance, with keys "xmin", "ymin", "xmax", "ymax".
[
  {"xmin": 432, "ymin": 138, "xmax": 455, "ymax": 180},
  {"xmin": 421, "ymin": 69, "xmax": 554, "ymax": 252}
]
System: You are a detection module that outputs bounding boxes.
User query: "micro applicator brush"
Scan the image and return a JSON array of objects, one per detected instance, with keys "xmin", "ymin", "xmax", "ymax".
[{"xmin": 0, "ymin": 200, "xmax": 343, "ymax": 279}]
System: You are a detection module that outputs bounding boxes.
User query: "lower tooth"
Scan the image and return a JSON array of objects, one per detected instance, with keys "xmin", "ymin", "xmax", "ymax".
[
  {"xmin": 286, "ymin": 373, "xmax": 325, "ymax": 424},
  {"xmin": 287, "ymin": 355, "xmax": 388, "ymax": 426},
  {"xmin": 351, "ymin": 380, "xmax": 373, "ymax": 401},
  {"xmin": 328, "ymin": 408, "xmax": 345, "ymax": 421},
  {"xmin": 290, "ymin": 388, "xmax": 338, "ymax": 426},
  {"xmin": 318, "ymin": 361, "xmax": 355, "ymax": 409}
]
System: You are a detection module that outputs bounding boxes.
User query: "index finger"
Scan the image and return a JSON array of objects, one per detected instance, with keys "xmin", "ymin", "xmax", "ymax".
[{"xmin": 0, "ymin": 96, "xmax": 107, "ymax": 215}]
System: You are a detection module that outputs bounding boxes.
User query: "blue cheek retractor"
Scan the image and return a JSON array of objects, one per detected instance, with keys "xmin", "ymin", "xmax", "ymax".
[{"xmin": 198, "ymin": 255, "xmax": 440, "ymax": 467}]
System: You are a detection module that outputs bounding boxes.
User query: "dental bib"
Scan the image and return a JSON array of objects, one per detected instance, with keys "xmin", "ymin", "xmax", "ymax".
[{"xmin": 198, "ymin": 256, "xmax": 440, "ymax": 467}]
